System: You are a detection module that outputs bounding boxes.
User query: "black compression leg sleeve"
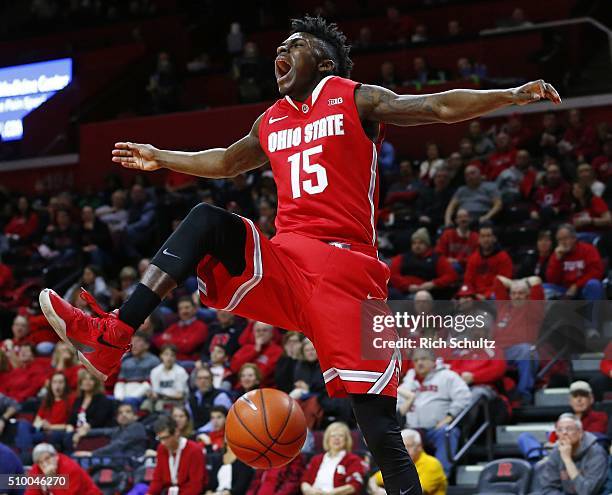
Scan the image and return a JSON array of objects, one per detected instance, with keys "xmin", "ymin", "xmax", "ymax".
[
  {"xmin": 151, "ymin": 203, "xmax": 247, "ymax": 284},
  {"xmin": 351, "ymin": 394, "xmax": 422, "ymax": 495}
]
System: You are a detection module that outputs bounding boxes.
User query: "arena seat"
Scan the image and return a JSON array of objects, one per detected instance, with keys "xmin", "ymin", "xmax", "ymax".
[
  {"xmin": 534, "ymin": 388, "xmax": 570, "ymax": 408},
  {"xmin": 90, "ymin": 464, "xmax": 130, "ymax": 495},
  {"xmin": 496, "ymin": 424, "xmax": 554, "ymax": 445},
  {"xmin": 476, "ymin": 458, "xmax": 533, "ymax": 495},
  {"xmin": 74, "ymin": 435, "xmax": 111, "ymax": 452}
]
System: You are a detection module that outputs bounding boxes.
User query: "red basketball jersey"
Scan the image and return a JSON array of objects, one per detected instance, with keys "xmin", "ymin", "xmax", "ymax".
[{"xmin": 259, "ymin": 76, "xmax": 382, "ymax": 247}]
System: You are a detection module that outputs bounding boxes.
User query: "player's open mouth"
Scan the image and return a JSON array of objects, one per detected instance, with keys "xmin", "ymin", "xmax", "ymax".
[{"xmin": 275, "ymin": 58, "xmax": 293, "ymax": 82}]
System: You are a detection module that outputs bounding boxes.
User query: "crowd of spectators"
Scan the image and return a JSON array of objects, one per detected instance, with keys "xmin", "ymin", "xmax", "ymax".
[{"xmin": 0, "ymin": 103, "xmax": 610, "ymax": 492}]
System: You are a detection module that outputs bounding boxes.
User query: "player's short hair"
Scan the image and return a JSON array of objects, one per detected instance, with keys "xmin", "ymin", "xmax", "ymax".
[{"xmin": 290, "ymin": 15, "xmax": 353, "ymax": 78}]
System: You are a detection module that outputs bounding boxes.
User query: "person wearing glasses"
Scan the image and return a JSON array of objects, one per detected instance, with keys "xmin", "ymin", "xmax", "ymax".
[
  {"xmin": 146, "ymin": 415, "xmax": 207, "ymax": 495},
  {"xmin": 535, "ymin": 413, "xmax": 607, "ymax": 495}
]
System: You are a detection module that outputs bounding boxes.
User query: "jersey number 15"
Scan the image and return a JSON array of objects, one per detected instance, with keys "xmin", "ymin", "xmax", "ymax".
[{"xmin": 287, "ymin": 145, "xmax": 328, "ymax": 199}]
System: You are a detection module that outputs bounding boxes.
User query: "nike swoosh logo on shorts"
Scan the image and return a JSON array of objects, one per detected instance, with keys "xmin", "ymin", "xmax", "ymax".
[
  {"xmin": 163, "ymin": 248, "xmax": 181, "ymax": 259},
  {"xmin": 269, "ymin": 115, "xmax": 288, "ymax": 124}
]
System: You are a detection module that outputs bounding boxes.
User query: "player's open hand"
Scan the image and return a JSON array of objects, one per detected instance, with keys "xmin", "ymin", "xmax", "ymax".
[
  {"xmin": 512, "ymin": 80, "xmax": 561, "ymax": 106},
  {"xmin": 112, "ymin": 142, "xmax": 161, "ymax": 171}
]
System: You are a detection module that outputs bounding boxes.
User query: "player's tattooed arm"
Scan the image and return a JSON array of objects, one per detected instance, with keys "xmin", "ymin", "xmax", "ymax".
[
  {"xmin": 356, "ymin": 80, "xmax": 561, "ymax": 126},
  {"xmin": 112, "ymin": 114, "xmax": 268, "ymax": 178}
]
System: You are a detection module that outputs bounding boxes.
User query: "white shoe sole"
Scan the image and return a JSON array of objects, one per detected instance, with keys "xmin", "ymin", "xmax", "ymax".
[{"xmin": 39, "ymin": 288, "xmax": 108, "ymax": 382}]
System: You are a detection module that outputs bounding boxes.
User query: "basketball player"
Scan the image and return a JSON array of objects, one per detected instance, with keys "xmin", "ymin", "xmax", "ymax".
[{"xmin": 40, "ymin": 16, "xmax": 560, "ymax": 494}]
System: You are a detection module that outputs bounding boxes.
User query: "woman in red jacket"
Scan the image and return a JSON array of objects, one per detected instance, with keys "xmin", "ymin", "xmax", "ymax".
[
  {"xmin": 301, "ymin": 422, "xmax": 366, "ymax": 495},
  {"xmin": 570, "ymin": 182, "xmax": 611, "ymax": 243}
]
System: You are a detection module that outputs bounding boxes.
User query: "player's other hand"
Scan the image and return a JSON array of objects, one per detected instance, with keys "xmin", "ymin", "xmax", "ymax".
[
  {"xmin": 112, "ymin": 142, "xmax": 161, "ymax": 171},
  {"xmin": 512, "ymin": 80, "xmax": 561, "ymax": 106}
]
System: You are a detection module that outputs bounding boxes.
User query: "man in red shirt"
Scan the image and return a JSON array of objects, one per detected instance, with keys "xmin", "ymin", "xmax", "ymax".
[
  {"xmin": 592, "ymin": 342, "xmax": 611, "ymax": 402},
  {"xmin": 26, "ymin": 443, "xmax": 101, "ymax": 495},
  {"xmin": 230, "ymin": 322, "xmax": 283, "ymax": 385},
  {"xmin": 152, "ymin": 297, "xmax": 208, "ymax": 361},
  {"xmin": 463, "ymin": 223, "xmax": 513, "ymax": 299},
  {"xmin": 435, "ymin": 208, "xmax": 478, "ymax": 272},
  {"xmin": 486, "ymin": 131, "xmax": 517, "ymax": 180},
  {"xmin": 148, "ymin": 415, "xmax": 207, "ymax": 495},
  {"xmin": 3, "ymin": 343, "xmax": 51, "ymax": 403},
  {"xmin": 531, "ymin": 162, "xmax": 572, "ymax": 225},
  {"xmin": 390, "ymin": 228, "xmax": 457, "ymax": 298}
]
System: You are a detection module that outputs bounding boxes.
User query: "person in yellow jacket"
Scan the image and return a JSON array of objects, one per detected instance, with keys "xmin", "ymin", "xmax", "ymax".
[{"xmin": 368, "ymin": 428, "xmax": 447, "ymax": 495}]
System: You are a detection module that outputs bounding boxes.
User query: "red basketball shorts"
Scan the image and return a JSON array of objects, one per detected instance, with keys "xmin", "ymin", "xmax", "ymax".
[{"xmin": 196, "ymin": 216, "xmax": 401, "ymax": 398}]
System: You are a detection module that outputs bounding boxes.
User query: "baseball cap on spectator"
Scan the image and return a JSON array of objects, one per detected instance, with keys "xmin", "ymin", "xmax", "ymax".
[
  {"xmin": 456, "ymin": 284, "xmax": 476, "ymax": 298},
  {"xmin": 411, "ymin": 228, "xmax": 431, "ymax": 246},
  {"xmin": 569, "ymin": 380, "xmax": 592, "ymax": 395}
]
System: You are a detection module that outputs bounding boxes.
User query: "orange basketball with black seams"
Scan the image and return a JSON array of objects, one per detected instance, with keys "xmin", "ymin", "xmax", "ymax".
[{"xmin": 226, "ymin": 388, "xmax": 307, "ymax": 468}]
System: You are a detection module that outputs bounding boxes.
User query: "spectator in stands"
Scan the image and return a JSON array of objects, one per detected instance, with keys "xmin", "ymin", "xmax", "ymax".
[
  {"xmin": 235, "ymin": 363, "xmax": 261, "ymax": 396},
  {"xmin": 384, "ymin": 160, "xmax": 422, "ymax": 211},
  {"xmin": 502, "ymin": 7, "xmax": 533, "ymax": 28},
  {"xmin": 354, "ymin": 26, "xmax": 373, "ymax": 50},
  {"xmin": 458, "ymin": 138, "xmax": 482, "ymax": 170},
  {"xmin": 591, "ymin": 136, "xmax": 612, "ymax": 181},
  {"xmin": 517, "ymin": 229, "xmax": 554, "ymax": 279},
  {"xmin": 234, "ymin": 42, "xmax": 270, "ymax": 104},
  {"xmin": 531, "ymin": 161, "xmax": 573, "ymax": 225},
  {"xmin": 64, "ymin": 265, "xmax": 111, "ymax": 311},
  {"xmin": 444, "ymin": 165, "xmax": 502, "ymax": 226},
  {"xmin": 196, "ymin": 405, "xmax": 227, "ymax": 453},
  {"xmin": 0, "ymin": 391, "xmax": 19, "ymax": 446},
  {"xmin": 538, "ymin": 111, "xmax": 565, "ymax": 159},
  {"xmin": 73, "ymin": 402, "xmax": 147, "ymax": 458},
  {"xmin": 447, "ymin": 19, "xmax": 462, "ymax": 38},
  {"xmin": 560, "ymin": 109, "xmax": 599, "ymax": 162},
  {"xmin": 519, "ymin": 381, "xmax": 608, "ymax": 461},
  {"xmin": 226, "ymin": 22, "xmax": 244, "ymax": 55},
  {"xmin": 505, "ymin": 113, "xmax": 533, "ymax": 150},
  {"xmin": 577, "ymin": 163, "xmax": 605, "ymax": 197},
  {"xmin": 3, "ymin": 195, "xmax": 39, "ymax": 248},
  {"xmin": 385, "ymin": 6, "xmax": 413, "ymax": 44},
  {"xmin": 301, "ymin": 422, "xmax": 366, "ymax": 495},
  {"xmin": 96, "ymin": 189, "xmax": 128, "ymax": 237},
  {"xmin": 435, "ymin": 208, "xmax": 479, "ymax": 272},
  {"xmin": 17, "ymin": 371, "xmax": 72, "ymax": 452},
  {"xmin": 2, "ymin": 314, "xmax": 31, "ymax": 358},
  {"xmin": 456, "ymin": 57, "xmax": 487, "ymax": 84},
  {"xmin": 390, "ymin": 228, "xmax": 458, "ymax": 298},
  {"xmin": 2, "ymin": 343, "xmax": 51, "ymax": 404},
  {"xmin": 0, "ymin": 440, "xmax": 23, "ymax": 478},
  {"xmin": 113, "ymin": 331, "xmax": 159, "ymax": 407},
  {"xmin": 153, "ymin": 296, "xmax": 208, "ymax": 361},
  {"xmin": 368, "ymin": 428, "xmax": 447, "ymax": 495},
  {"xmin": 207, "ymin": 443, "xmax": 253, "ymax": 495},
  {"xmin": 110, "ymin": 265, "xmax": 138, "ymax": 307},
  {"xmin": 397, "ymin": 348, "xmax": 472, "ymax": 475},
  {"xmin": 123, "ymin": 184, "xmax": 156, "ymax": 258},
  {"xmin": 571, "ymin": 182, "xmax": 611, "ymax": 240},
  {"xmin": 206, "ymin": 310, "xmax": 246, "ymax": 357},
  {"xmin": 146, "ymin": 344, "xmax": 189, "ymax": 413},
  {"xmin": 419, "ymin": 142, "xmax": 446, "ymax": 183},
  {"xmin": 149, "ymin": 415, "xmax": 207, "ymax": 495},
  {"xmin": 147, "ymin": 51, "xmax": 180, "ymax": 114},
  {"xmin": 411, "ymin": 24, "xmax": 428, "ymax": 43},
  {"xmin": 379, "ymin": 62, "xmax": 400, "ymax": 90},
  {"xmin": 486, "ymin": 132, "xmax": 517, "ymax": 180},
  {"xmin": 493, "ymin": 278, "xmax": 545, "ymax": 404},
  {"xmin": 463, "ymin": 223, "xmax": 513, "ymax": 299},
  {"xmin": 410, "ymin": 56, "xmax": 446, "ymax": 86},
  {"xmin": 275, "ymin": 331, "xmax": 303, "ymax": 394},
  {"xmin": 535, "ymin": 413, "xmax": 608, "ymax": 494},
  {"xmin": 0, "ymin": 254, "xmax": 14, "ymax": 299},
  {"xmin": 544, "ymin": 224, "xmax": 604, "ymax": 307},
  {"xmin": 417, "ymin": 167, "xmax": 455, "ymax": 230},
  {"xmin": 38, "ymin": 208, "xmax": 80, "ymax": 270},
  {"xmin": 26, "ymin": 443, "xmax": 101, "ymax": 495},
  {"xmin": 230, "ymin": 322, "xmax": 282, "ymax": 386},
  {"xmin": 591, "ymin": 342, "xmax": 611, "ymax": 402},
  {"xmin": 247, "ymin": 454, "xmax": 305, "ymax": 495},
  {"xmin": 79, "ymin": 205, "xmax": 112, "ymax": 268},
  {"xmin": 196, "ymin": 344, "xmax": 232, "ymax": 390},
  {"xmin": 171, "ymin": 405, "xmax": 194, "ymax": 439},
  {"xmin": 467, "ymin": 121, "xmax": 495, "ymax": 160},
  {"xmin": 445, "ymin": 152, "xmax": 465, "ymax": 189},
  {"xmin": 496, "ymin": 149, "xmax": 537, "ymax": 207},
  {"xmin": 188, "ymin": 366, "xmax": 232, "ymax": 431},
  {"xmin": 66, "ymin": 370, "xmax": 115, "ymax": 450}
]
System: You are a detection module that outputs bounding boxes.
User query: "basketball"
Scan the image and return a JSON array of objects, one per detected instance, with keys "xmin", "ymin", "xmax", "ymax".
[{"xmin": 226, "ymin": 388, "xmax": 307, "ymax": 469}]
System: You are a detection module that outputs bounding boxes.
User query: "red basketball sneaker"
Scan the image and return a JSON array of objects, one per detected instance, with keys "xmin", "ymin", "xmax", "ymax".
[{"xmin": 39, "ymin": 288, "xmax": 133, "ymax": 381}]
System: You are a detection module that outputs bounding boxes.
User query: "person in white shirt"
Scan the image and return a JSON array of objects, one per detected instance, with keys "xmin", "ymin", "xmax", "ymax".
[{"xmin": 145, "ymin": 344, "xmax": 189, "ymax": 413}]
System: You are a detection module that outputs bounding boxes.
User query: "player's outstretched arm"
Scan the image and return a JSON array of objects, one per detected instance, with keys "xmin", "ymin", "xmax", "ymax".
[
  {"xmin": 356, "ymin": 80, "xmax": 561, "ymax": 126},
  {"xmin": 111, "ymin": 114, "xmax": 268, "ymax": 178}
]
